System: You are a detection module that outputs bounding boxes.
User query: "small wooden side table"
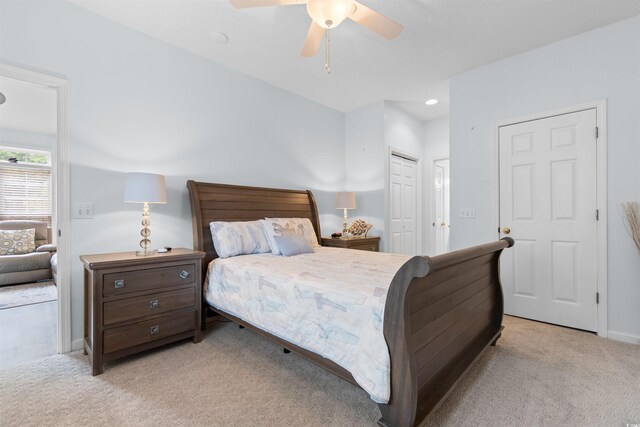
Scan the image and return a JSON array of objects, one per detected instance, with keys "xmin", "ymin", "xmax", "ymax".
[{"xmin": 321, "ymin": 236, "xmax": 380, "ymax": 252}]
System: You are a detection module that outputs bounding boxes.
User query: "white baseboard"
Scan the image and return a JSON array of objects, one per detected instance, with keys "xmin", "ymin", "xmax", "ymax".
[
  {"xmin": 608, "ymin": 330, "xmax": 640, "ymax": 345},
  {"xmin": 70, "ymin": 338, "xmax": 83, "ymax": 352}
]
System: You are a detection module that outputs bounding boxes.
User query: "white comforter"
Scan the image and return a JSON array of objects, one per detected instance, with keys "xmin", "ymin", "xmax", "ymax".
[{"xmin": 204, "ymin": 246, "xmax": 411, "ymax": 403}]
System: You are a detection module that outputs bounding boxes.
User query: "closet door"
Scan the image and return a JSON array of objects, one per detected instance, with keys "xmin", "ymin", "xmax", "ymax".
[{"xmin": 390, "ymin": 154, "xmax": 417, "ymax": 255}]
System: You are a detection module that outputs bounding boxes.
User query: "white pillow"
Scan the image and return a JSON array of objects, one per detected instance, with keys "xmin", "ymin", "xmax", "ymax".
[
  {"xmin": 260, "ymin": 218, "xmax": 319, "ymax": 255},
  {"xmin": 209, "ymin": 221, "xmax": 271, "ymax": 258},
  {"xmin": 274, "ymin": 235, "xmax": 314, "ymax": 257}
]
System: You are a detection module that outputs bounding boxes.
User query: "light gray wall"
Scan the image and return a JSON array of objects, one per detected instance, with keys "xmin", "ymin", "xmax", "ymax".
[
  {"xmin": 0, "ymin": 0, "xmax": 345, "ymax": 347},
  {"xmin": 384, "ymin": 102, "xmax": 425, "ymax": 158},
  {"xmin": 344, "ymin": 102, "xmax": 429, "ymax": 252},
  {"xmin": 450, "ymin": 16, "xmax": 640, "ymax": 339},
  {"xmin": 424, "ymin": 117, "xmax": 449, "ymax": 161},
  {"xmin": 344, "ymin": 101, "xmax": 385, "ymax": 241},
  {"xmin": 383, "ymin": 102, "xmax": 426, "ymax": 254}
]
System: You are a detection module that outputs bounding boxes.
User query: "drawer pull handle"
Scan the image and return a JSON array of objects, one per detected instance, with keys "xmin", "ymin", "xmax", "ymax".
[
  {"xmin": 150, "ymin": 325, "xmax": 160, "ymax": 335},
  {"xmin": 114, "ymin": 279, "xmax": 125, "ymax": 289},
  {"xmin": 179, "ymin": 270, "xmax": 190, "ymax": 279},
  {"xmin": 149, "ymin": 300, "xmax": 159, "ymax": 310}
]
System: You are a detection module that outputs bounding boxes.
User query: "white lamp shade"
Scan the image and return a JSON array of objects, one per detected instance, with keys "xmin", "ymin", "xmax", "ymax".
[
  {"xmin": 335, "ymin": 191, "xmax": 356, "ymax": 209},
  {"xmin": 123, "ymin": 172, "xmax": 167, "ymax": 204}
]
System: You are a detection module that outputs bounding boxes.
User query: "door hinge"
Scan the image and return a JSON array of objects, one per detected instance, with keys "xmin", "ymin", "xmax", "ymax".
[
  {"xmin": 596, "ymin": 209, "xmax": 600, "ymax": 221},
  {"xmin": 58, "ymin": 229, "xmax": 61, "ymax": 237},
  {"xmin": 595, "ymin": 126, "xmax": 599, "ymax": 139},
  {"xmin": 596, "ymin": 292, "xmax": 600, "ymax": 304}
]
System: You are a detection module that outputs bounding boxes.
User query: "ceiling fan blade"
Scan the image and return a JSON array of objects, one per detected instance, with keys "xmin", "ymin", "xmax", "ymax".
[
  {"xmin": 229, "ymin": 0, "xmax": 306, "ymax": 9},
  {"xmin": 300, "ymin": 21, "xmax": 325, "ymax": 57},
  {"xmin": 349, "ymin": 1, "xmax": 403, "ymax": 40}
]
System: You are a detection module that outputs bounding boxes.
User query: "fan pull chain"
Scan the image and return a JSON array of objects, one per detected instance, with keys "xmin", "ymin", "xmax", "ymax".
[{"xmin": 325, "ymin": 28, "xmax": 331, "ymax": 74}]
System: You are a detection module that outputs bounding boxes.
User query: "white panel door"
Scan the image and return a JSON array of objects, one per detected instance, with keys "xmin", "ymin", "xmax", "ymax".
[
  {"xmin": 433, "ymin": 159, "xmax": 450, "ymax": 255},
  {"xmin": 499, "ymin": 109, "xmax": 598, "ymax": 332},
  {"xmin": 390, "ymin": 154, "xmax": 417, "ymax": 255}
]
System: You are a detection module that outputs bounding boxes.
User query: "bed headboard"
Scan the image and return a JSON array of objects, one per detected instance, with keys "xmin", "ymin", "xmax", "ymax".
[{"xmin": 187, "ymin": 180, "xmax": 322, "ymax": 278}]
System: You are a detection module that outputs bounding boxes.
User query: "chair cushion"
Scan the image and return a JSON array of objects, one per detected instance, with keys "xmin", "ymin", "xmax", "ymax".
[
  {"xmin": 0, "ymin": 220, "xmax": 49, "ymax": 247},
  {"xmin": 0, "ymin": 229, "xmax": 36, "ymax": 255},
  {"xmin": 36, "ymin": 244, "xmax": 57, "ymax": 253},
  {"xmin": 0, "ymin": 269, "xmax": 51, "ymax": 287},
  {"xmin": 0, "ymin": 251, "xmax": 52, "ymax": 274},
  {"xmin": 51, "ymin": 252, "xmax": 58, "ymax": 275}
]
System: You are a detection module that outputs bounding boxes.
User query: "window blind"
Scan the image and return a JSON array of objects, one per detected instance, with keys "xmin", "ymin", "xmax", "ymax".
[{"xmin": 0, "ymin": 164, "xmax": 52, "ymax": 220}]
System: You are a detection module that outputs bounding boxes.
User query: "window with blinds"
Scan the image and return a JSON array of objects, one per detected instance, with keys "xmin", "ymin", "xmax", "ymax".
[{"xmin": 0, "ymin": 147, "xmax": 52, "ymax": 224}]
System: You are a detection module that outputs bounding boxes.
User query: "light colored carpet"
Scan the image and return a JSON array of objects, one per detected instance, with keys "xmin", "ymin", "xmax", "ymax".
[
  {"xmin": 0, "ymin": 281, "xmax": 56, "ymax": 309},
  {"xmin": 0, "ymin": 316, "xmax": 638, "ymax": 426}
]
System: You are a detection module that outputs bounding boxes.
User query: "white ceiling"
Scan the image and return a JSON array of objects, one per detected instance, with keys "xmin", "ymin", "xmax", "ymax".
[
  {"xmin": 69, "ymin": 0, "xmax": 640, "ymax": 121},
  {"xmin": 388, "ymin": 80, "xmax": 450, "ymax": 121},
  {"xmin": 0, "ymin": 77, "xmax": 57, "ymax": 135}
]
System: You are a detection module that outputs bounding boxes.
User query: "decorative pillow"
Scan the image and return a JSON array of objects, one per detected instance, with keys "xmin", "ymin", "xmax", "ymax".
[
  {"xmin": 209, "ymin": 221, "xmax": 271, "ymax": 259},
  {"xmin": 260, "ymin": 218, "xmax": 319, "ymax": 255},
  {"xmin": 274, "ymin": 235, "xmax": 314, "ymax": 257},
  {"xmin": 0, "ymin": 228, "xmax": 36, "ymax": 256}
]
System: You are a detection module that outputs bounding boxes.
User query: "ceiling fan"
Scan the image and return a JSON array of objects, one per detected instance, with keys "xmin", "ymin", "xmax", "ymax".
[{"xmin": 229, "ymin": 0, "xmax": 403, "ymax": 73}]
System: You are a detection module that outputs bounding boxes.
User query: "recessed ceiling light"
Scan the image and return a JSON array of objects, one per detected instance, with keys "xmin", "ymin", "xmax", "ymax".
[
  {"xmin": 0, "ymin": 92, "xmax": 6, "ymax": 105},
  {"xmin": 425, "ymin": 99, "xmax": 438, "ymax": 106},
  {"xmin": 211, "ymin": 32, "xmax": 229, "ymax": 44}
]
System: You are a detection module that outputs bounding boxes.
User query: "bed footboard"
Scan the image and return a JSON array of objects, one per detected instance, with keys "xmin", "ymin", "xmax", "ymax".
[{"xmin": 378, "ymin": 238, "xmax": 514, "ymax": 427}]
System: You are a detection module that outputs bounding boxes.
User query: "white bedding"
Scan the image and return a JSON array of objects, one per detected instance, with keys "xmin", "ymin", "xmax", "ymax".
[{"xmin": 204, "ymin": 246, "xmax": 411, "ymax": 403}]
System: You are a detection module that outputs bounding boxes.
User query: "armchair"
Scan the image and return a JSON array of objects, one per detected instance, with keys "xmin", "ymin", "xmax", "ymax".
[{"xmin": 0, "ymin": 220, "xmax": 57, "ymax": 287}]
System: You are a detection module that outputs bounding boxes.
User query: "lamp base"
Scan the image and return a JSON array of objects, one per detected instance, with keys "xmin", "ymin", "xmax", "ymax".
[
  {"xmin": 136, "ymin": 249, "xmax": 157, "ymax": 256},
  {"xmin": 342, "ymin": 208, "xmax": 349, "ymax": 235},
  {"xmin": 136, "ymin": 202, "xmax": 155, "ymax": 257}
]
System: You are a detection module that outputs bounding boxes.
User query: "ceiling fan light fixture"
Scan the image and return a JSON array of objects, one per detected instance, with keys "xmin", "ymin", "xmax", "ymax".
[{"xmin": 306, "ymin": 0, "xmax": 354, "ymax": 29}]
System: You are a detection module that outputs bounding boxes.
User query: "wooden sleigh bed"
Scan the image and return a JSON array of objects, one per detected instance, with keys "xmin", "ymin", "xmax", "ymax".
[{"xmin": 187, "ymin": 180, "xmax": 514, "ymax": 427}]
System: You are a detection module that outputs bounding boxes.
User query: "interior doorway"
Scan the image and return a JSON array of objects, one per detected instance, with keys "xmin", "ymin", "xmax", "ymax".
[
  {"xmin": 0, "ymin": 63, "xmax": 71, "ymax": 361},
  {"xmin": 0, "ymin": 78, "xmax": 59, "ymax": 368},
  {"xmin": 498, "ymin": 107, "xmax": 601, "ymax": 333},
  {"xmin": 431, "ymin": 158, "xmax": 450, "ymax": 255}
]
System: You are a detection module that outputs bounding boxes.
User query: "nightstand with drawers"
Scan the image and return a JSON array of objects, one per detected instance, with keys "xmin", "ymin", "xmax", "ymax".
[
  {"xmin": 80, "ymin": 248, "xmax": 205, "ymax": 375},
  {"xmin": 321, "ymin": 236, "xmax": 380, "ymax": 252}
]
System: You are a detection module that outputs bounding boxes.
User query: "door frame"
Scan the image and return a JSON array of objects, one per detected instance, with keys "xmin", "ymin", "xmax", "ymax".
[
  {"xmin": 429, "ymin": 156, "xmax": 449, "ymax": 255},
  {"xmin": 385, "ymin": 147, "xmax": 422, "ymax": 255},
  {"xmin": 492, "ymin": 99, "xmax": 608, "ymax": 337},
  {"xmin": 0, "ymin": 62, "xmax": 72, "ymax": 352}
]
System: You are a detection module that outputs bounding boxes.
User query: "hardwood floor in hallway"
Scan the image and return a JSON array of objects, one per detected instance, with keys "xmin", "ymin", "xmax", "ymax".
[{"xmin": 0, "ymin": 301, "xmax": 57, "ymax": 369}]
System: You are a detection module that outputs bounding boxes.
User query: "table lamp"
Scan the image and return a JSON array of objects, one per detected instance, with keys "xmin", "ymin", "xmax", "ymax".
[
  {"xmin": 124, "ymin": 172, "xmax": 167, "ymax": 256},
  {"xmin": 335, "ymin": 191, "xmax": 356, "ymax": 235}
]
